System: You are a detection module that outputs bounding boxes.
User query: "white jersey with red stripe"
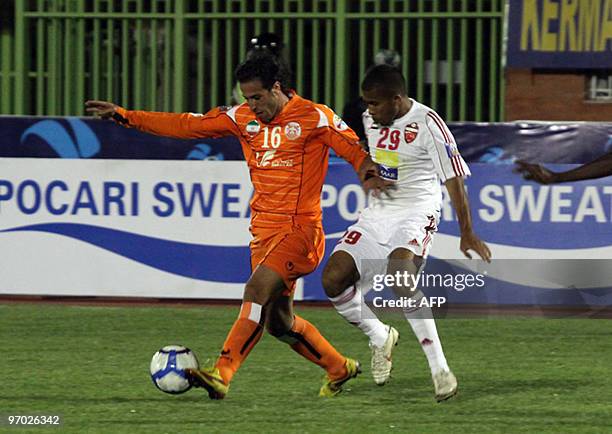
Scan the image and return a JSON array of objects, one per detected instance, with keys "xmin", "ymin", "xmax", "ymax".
[{"xmin": 362, "ymin": 98, "xmax": 470, "ymax": 215}]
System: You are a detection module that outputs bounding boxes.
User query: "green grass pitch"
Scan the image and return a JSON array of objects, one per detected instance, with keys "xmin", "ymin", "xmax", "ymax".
[{"xmin": 1, "ymin": 303, "xmax": 611, "ymax": 433}]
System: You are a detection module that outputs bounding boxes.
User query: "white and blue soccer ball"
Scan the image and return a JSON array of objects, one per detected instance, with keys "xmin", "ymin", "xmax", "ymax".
[{"xmin": 150, "ymin": 345, "xmax": 199, "ymax": 394}]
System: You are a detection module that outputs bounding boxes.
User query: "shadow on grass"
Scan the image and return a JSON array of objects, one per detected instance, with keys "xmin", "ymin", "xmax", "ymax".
[{"xmin": 456, "ymin": 377, "xmax": 588, "ymax": 402}]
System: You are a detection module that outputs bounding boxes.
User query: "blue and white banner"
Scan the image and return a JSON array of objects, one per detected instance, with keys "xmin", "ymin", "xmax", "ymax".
[
  {"xmin": 0, "ymin": 159, "xmax": 253, "ymax": 299},
  {"xmin": 304, "ymin": 162, "xmax": 612, "ymax": 303},
  {"xmin": 0, "ymin": 159, "xmax": 610, "ymax": 304}
]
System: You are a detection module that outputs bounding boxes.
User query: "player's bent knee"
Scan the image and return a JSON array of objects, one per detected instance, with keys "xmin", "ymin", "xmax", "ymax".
[
  {"xmin": 322, "ymin": 268, "xmax": 352, "ymax": 298},
  {"xmin": 263, "ymin": 305, "xmax": 294, "ymax": 337},
  {"xmin": 266, "ymin": 323, "xmax": 291, "ymax": 338},
  {"xmin": 243, "ymin": 281, "xmax": 271, "ymax": 306},
  {"xmin": 267, "ymin": 318, "xmax": 299, "ymax": 346},
  {"xmin": 322, "ymin": 253, "xmax": 359, "ymax": 298},
  {"xmin": 265, "ymin": 318, "xmax": 292, "ymax": 338},
  {"xmin": 244, "ymin": 265, "xmax": 287, "ymax": 306}
]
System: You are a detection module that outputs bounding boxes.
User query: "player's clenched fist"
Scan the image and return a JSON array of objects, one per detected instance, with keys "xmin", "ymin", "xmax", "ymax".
[
  {"xmin": 85, "ymin": 100, "xmax": 121, "ymax": 119},
  {"xmin": 358, "ymin": 158, "xmax": 395, "ymax": 198}
]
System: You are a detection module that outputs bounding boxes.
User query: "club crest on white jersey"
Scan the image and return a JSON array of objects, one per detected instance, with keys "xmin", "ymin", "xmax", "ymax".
[{"xmin": 404, "ymin": 122, "xmax": 419, "ymax": 143}]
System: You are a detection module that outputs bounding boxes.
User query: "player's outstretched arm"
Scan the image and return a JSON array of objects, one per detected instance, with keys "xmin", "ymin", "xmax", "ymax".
[
  {"xmin": 515, "ymin": 152, "xmax": 612, "ymax": 184},
  {"xmin": 445, "ymin": 176, "xmax": 491, "ymax": 262},
  {"xmin": 85, "ymin": 100, "xmax": 238, "ymax": 139}
]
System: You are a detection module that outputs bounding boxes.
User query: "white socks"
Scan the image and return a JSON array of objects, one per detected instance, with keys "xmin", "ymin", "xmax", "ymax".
[
  {"xmin": 403, "ymin": 292, "xmax": 450, "ymax": 375},
  {"xmin": 329, "ymin": 286, "xmax": 389, "ymax": 348},
  {"xmin": 330, "ymin": 286, "xmax": 451, "ymax": 375}
]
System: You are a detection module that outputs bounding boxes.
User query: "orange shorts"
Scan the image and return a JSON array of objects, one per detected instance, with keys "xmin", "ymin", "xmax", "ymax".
[{"xmin": 249, "ymin": 213, "xmax": 325, "ymax": 295}]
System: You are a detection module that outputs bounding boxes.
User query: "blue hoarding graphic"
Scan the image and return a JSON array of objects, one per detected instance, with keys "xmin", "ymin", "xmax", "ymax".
[
  {"xmin": 2, "ymin": 116, "xmax": 611, "ymax": 164},
  {"xmin": 1, "ymin": 223, "xmax": 251, "ymax": 283},
  {"xmin": 1, "ymin": 116, "xmax": 243, "ymax": 160}
]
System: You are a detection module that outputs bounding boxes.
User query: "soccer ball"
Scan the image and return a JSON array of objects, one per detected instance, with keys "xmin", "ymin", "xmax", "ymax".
[{"xmin": 150, "ymin": 345, "xmax": 199, "ymax": 394}]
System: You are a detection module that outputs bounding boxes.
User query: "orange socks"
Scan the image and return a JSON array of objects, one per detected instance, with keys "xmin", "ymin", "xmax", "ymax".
[
  {"xmin": 284, "ymin": 315, "xmax": 347, "ymax": 380},
  {"xmin": 215, "ymin": 306, "xmax": 346, "ymax": 384},
  {"xmin": 215, "ymin": 302, "xmax": 263, "ymax": 384}
]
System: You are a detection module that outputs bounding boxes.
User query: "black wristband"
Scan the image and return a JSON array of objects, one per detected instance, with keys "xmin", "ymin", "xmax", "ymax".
[{"xmin": 112, "ymin": 112, "xmax": 129, "ymax": 125}]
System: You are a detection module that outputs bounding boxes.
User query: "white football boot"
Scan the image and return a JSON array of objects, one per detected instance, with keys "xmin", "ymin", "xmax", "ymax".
[
  {"xmin": 369, "ymin": 326, "xmax": 399, "ymax": 385},
  {"xmin": 432, "ymin": 370, "xmax": 458, "ymax": 402}
]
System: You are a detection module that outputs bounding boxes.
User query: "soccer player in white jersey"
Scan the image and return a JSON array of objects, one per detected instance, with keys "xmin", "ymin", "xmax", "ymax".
[{"xmin": 322, "ymin": 64, "xmax": 491, "ymax": 401}]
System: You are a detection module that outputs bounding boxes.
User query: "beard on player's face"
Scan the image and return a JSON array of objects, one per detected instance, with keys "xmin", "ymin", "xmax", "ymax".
[{"xmin": 241, "ymin": 80, "xmax": 283, "ymax": 123}]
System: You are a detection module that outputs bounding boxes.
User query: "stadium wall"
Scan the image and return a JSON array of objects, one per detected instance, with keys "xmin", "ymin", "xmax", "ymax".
[{"xmin": 505, "ymin": 69, "xmax": 612, "ymax": 122}]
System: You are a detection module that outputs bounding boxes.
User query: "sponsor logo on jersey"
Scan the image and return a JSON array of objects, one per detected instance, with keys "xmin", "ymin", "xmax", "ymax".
[
  {"xmin": 374, "ymin": 149, "xmax": 399, "ymax": 166},
  {"xmin": 271, "ymin": 159, "xmax": 294, "ymax": 167},
  {"xmin": 378, "ymin": 165, "xmax": 398, "ymax": 181},
  {"xmin": 284, "ymin": 122, "xmax": 302, "ymax": 140},
  {"xmin": 246, "ymin": 120, "xmax": 260, "ymax": 135},
  {"xmin": 256, "ymin": 150, "xmax": 276, "ymax": 167},
  {"xmin": 256, "ymin": 150, "xmax": 294, "ymax": 167},
  {"xmin": 333, "ymin": 114, "xmax": 349, "ymax": 131},
  {"xmin": 408, "ymin": 238, "xmax": 420, "ymax": 246},
  {"xmin": 404, "ymin": 122, "xmax": 419, "ymax": 143},
  {"xmin": 444, "ymin": 141, "xmax": 460, "ymax": 158}
]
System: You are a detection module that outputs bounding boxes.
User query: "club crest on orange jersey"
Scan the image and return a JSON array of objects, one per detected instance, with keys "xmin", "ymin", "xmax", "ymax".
[
  {"xmin": 246, "ymin": 120, "xmax": 260, "ymax": 135},
  {"xmin": 284, "ymin": 122, "xmax": 302, "ymax": 140},
  {"xmin": 404, "ymin": 122, "xmax": 419, "ymax": 143}
]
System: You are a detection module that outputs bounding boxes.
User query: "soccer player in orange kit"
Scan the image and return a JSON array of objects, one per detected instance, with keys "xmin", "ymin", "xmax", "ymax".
[{"xmin": 86, "ymin": 53, "xmax": 390, "ymax": 399}]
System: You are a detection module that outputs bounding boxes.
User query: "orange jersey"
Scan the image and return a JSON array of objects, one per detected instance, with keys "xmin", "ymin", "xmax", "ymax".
[{"xmin": 115, "ymin": 94, "xmax": 367, "ymax": 223}]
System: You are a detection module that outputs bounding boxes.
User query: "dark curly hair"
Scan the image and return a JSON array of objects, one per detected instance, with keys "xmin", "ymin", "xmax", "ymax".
[{"xmin": 235, "ymin": 52, "xmax": 292, "ymax": 94}]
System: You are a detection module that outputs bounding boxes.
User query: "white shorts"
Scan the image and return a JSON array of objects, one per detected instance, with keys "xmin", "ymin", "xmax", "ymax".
[{"xmin": 332, "ymin": 208, "xmax": 439, "ymax": 294}]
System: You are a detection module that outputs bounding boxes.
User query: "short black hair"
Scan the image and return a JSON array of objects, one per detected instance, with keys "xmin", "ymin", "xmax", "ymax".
[
  {"xmin": 361, "ymin": 64, "xmax": 407, "ymax": 97},
  {"xmin": 235, "ymin": 52, "xmax": 292, "ymax": 93}
]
